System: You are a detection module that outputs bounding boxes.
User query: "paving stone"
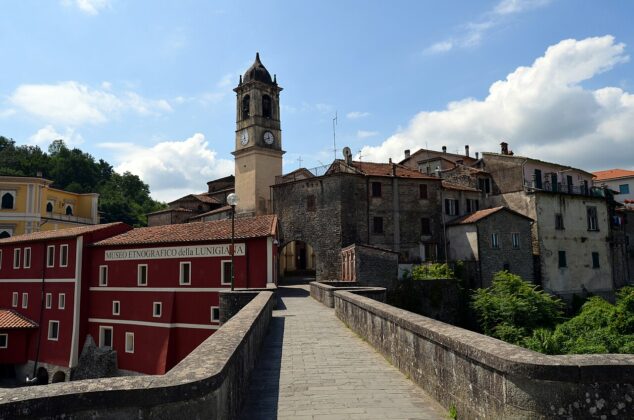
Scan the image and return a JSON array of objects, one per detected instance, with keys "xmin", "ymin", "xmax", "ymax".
[{"xmin": 239, "ymin": 284, "xmax": 445, "ymax": 419}]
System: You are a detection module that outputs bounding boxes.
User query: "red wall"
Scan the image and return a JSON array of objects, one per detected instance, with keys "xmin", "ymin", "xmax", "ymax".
[{"xmin": 0, "ymin": 329, "xmax": 33, "ymax": 364}]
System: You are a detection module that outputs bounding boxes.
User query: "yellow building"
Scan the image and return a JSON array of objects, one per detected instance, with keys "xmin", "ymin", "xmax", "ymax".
[{"xmin": 0, "ymin": 176, "xmax": 99, "ymax": 238}]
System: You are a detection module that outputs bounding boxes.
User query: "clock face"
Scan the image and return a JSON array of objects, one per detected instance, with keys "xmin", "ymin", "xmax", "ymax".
[
  {"xmin": 240, "ymin": 130, "xmax": 249, "ymax": 146},
  {"xmin": 263, "ymin": 131, "xmax": 275, "ymax": 145}
]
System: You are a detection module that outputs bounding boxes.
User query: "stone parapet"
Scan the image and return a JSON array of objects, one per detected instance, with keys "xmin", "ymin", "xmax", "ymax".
[
  {"xmin": 310, "ymin": 281, "xmax": 385, "ymax": 308},
  {"xmin": 0, "ymin": 291, "xmax": 276, "ymax": 420},
  {"xmin": 334, "ymin": 290, "xmax": 634, "ymax": 419}
]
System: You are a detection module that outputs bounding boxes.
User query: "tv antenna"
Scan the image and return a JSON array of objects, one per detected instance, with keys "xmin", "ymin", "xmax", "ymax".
[
  {"xmin": 297, "ymin": 156, "xmax": 303, "ymax": 168},
  {"xmin": 332, "ymin": 111, "xmax": 338, "ymax": 160}
]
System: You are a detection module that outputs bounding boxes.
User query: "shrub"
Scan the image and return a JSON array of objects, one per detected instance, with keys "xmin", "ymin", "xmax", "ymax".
[
  {"xmin": 411, "ymin": 263, "xmax": 455, "ymax": 280},
  {"xmin": 471, "ymin": 271, "xmax": 564, "ymax": 343}
]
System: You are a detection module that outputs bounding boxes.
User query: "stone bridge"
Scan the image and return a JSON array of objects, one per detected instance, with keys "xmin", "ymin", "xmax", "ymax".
[{"xmin": 1, "ymin": 282, "xmax": 634, "ymax": 419}]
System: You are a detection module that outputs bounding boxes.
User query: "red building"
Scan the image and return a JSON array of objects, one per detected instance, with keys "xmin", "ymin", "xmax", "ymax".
[
  {"xmin": 87, "ymin": 214, "xmax": 278, "ymax": 374},
  {"xmin": 0, "ymin": 215, "xmax": 277, "ymax": 381},
  {"xmin": 0, "ymin": 223, "xmax": 131, "ymax": 383}
]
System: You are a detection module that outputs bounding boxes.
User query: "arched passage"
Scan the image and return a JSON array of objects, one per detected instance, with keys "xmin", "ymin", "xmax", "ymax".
[
  {"xmin": 51, "ymin": 371, "xmax": 66, "ymax": 383},
  {"xmin": 36, "ymin": 367, "xmax": 49, "ymax": 385},
  {"xmin": 279, "ymin": 240, "xmax": 316, "ymax": 283}
]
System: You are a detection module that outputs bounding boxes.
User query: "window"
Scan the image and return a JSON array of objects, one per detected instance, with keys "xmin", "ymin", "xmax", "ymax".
[
  {"xmin": 1, "ymin": 192, "xmax": 14, "ymax": 209},
  {"xmin": 47, "ymin": 245, "xmax": 55, "ymax": 268},
  {"xmin": 58, "ymin": 293, "xmax": 65, "ymax": 309},
  {"xmin": 46, "ymin": 201, "xmax": 53, "ymax": 212},
  {"xmin": 180, "ymin": 262, "xmax": 191, "ymax": 285},
  {"xmin": 478, "ymin": 178, "xmax": 491, "ymax": 194},
  {"xmin": 587, "ymin": 206, "xmax": 599, "ymax": 231},
  {"xmin": 99, "ymin": 265, "xmax": 108, "ymax": 286},
  {"xmin": 13, "ymin": 248, "xmax": 21, "ymax": 269},
  {"xmin": 112, "ymin": 301, "xmax": 120, "ymax": 316},
  {"xmin": 592, "ymin": 252, "xmax": 600, "ymax": 269},
  {"xmin": 306, "ymin": 195, "xmax": 316, "ymax": 212},
  {"xmin": 555, "ymin": 213, "xmax": 564, "ymax": 230},
  {"xmin": 503, "ymin": 262, "xmax": 510, "ymax": 271},
  {"xmin": 466, "ymin": 199, "xmax": 479, "ymax": 213},
  {"xmin": 566, "ymin": 175, "xmax": 573, "ymax": 194},
  {"xmin": 371, "ymin": 182, "xmax": 382, "ymax": 197},
  {"xmin": 419, "ymin": 184, "xmax": 428, "ymax": 199},
  {"xmin": 22, "ymin": 292, "xmax": 28, "ymax": 309},
  {"xmin": 423, "ymin": 243, "xmax": 437, "ymax": 262},
  {"xmin": 99, "ymin": 326, "xmax": 113, "ymax": 348},
  {"xmin": 153, "ymin": 302, "xmax": 162, "ymax": 318},
  {"xmin": 241, "ymin": 95, "xmax": 250, "ymax": 119},
  {"xmin": 12, "ymin": 292, "xmax": 18, "ymax": 307},
  {"xmin": 550, "ymin": 173, "xmax": 558, "ymax": 192},
  {"xmin": 373, "ymin": 217, "xmax": 384, "ymax": 234},
  {"xmin": 23, "ymin": 247, "xmax": 31, "ymax": 269},
  {"xmin": 0, "ymin": 334, "xmax": 7, "ymax": 349},
  {"xmin": 620, "ymin": 184, "xmax": 630, "ymax": 195},
  {"xmin": 262, "ymin": 94, "xmax": 272, "ymax": 118},
  {"xmin": 211, "ymin": 306, "xmax": 220, "ymax": 323},
  {"xmin": 46, "ymin": 293, "xmax": 52, "ymax": 309},
  {"xmin": 511, "ymin": 233, "xmax": 520, "ymax": 249},
  {"xmin": 558, "ymin": 251, "xmax": 567, "ymax": 268},
  {"xmin": 221, "ymin": 260, "xmax": 233, "ymax": 285},
  {"xmin": 48, "ymin": 321, "xmax": 59, "ymax": 341},
  {"xmin": 534, "ymin": 169, "xmax": 542, "ymax": 189},
  {"xmin": 125, "ymin": 332, "xmax": 134, "ymax": 353},
  {"xmin": 444, "ymin": 199, "xmax": 459, "ymax": 216},
  {"xmin": 583, "ymin": 180, "xmax": 589, "ymax": 195},
  {"xmin": 137, "ymin": 264, "xmax": 148, "ymax": 286},
  {"xmin": 421, "ymin": 218, "xmax": 431, "ymax": 235},
  {"xmin": 491, "ymin": 233, "xmax": 499, "ymax": 249},
  {"xmin": 60, "ymin": 244, "xmax": 68, "ymax": 267},
  {"xmin": 65, "ymin": 205, "xmax": 73, "ymax": 216},
  {"xmin": 0, "ymin": 250, "xmax": 2, "ymax": 269}
]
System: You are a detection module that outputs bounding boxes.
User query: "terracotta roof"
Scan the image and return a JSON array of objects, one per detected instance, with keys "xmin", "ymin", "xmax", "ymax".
[
  {"xmin": 441, "ymin": 181, "xmax": 480, "ymax": 192},
  {"xmin": 449, "ymin": 206, "xmax": 533, "ymax": 225},
  {"xmin": 193, "ymin": 194, "xmax": 220, "ymax": 204},
  {"xmin": 482, "ymin": 152, "xmax": 595, "ymax": 177},
  {"xmin": 94, "ymin": 215, "xmax": 277, "ymax": 246},
  {"xmin": 0, "ymin": 309, "xmax": 38, "ymax": 329},
  {"xmin": 350, "ymin": 161, "xmax": 438, "ymax": 179},
  {"xmin": 400, "ymin": 148, "xmax": 478, "ymax": 165},
  {"xmin": 593, "ymin": 169, "xmax": 634, "ymax": 181},
  {"xmin": 0, "ymin": 223, "xmax": 127, "ymax": 245},
  {"xmin": 146, "ymin": 207, "xmax": 193, "ymax": 216}
]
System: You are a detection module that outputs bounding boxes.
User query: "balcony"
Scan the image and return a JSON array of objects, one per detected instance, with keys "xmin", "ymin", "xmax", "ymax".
[{"xmin": 525, "ymin": 180, "xmax": 597, "ymax": 197}]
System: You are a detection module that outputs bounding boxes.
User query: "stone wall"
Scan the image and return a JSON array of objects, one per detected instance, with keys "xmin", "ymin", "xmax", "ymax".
[
  {"xmin": 0, "ymin": 291, "xmax": 276, "ymax": 420},
  {"xmin": 334, "ymin": 290, "xmax": 634, "ymax": 419},
  {"xmin": 309, "ymin": 281, "xmax": 385, "ymax": 308},
  {"xmin": 219, "ymin": 286, "xmax": 276, "ymax": 324}
]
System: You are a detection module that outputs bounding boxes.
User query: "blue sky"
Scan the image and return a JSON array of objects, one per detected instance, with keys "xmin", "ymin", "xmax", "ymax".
[{"xmin": 2, "ymin": 0, "xmax": 633, "ymax": 200}]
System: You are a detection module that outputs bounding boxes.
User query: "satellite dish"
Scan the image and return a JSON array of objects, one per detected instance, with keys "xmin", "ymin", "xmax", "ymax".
[{"xmin": 342, "ymin": 147, "xmax": 352, "ymax": 163}]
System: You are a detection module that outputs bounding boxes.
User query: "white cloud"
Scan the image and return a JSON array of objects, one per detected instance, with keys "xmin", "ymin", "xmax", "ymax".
[
  {"xmin": 100, "ymin": 133, "xmax": 233, "ymax": 201},
  {"xmin": 9, "ymin": 81, "xmax": 172, "ymax": 126},
  {"xmin": 425, "ymin": 0, "xmax": 551, "ymax": 53},
  {"xmin": 0, "ymin": 109, "xmax": 16, "ymax": 118},
  {"xmin": 29, "ymin": 125, "xmax": 84, "ymax": 147},
  {"xmin": 362, "ymin": 36, "xmax": 634, "ymax": 171},
  {"xmin": 357, "ymin": 130, "xmax": 379, "ymax": 139},
  {"xmin": 62, "ymin": 0, "xmax": 111, "ymax": 15},
  {"xmin": 346, "ymin": 111, "xmax": 371, "ymax": 119}
]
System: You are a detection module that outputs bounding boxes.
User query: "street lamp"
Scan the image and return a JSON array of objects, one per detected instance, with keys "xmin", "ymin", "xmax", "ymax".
[{"xmin": 226, "ymin": 193, "xmax": 239, "ymax": 291}]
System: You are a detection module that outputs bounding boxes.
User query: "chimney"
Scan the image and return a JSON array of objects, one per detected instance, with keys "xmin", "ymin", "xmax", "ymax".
[
  {"xmin": 442, "ymin": 146, "xmax": 447, "ymax": 153},
  {"xmin": 404, "ymin": 149, "xmax": 411, "ymax": 159},
  {"xmin": 388, "ymin": 158, "xmax": 392, "ymax": 164},
  {"xmin": 500, "ymin": 142, "xmax": 509, "ymax": 155},
  {"xmin": 465, "ymin": 145, "xmax": 470, "ymax": 157},
  {"xmin": 475, "ymin": 152, "xmax": 479, "ymax": 160}
]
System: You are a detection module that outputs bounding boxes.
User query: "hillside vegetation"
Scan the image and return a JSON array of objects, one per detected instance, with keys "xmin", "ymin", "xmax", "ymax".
[{"xmin": 0, "ymin": 136, "xmax": 165, "ymax": 226}]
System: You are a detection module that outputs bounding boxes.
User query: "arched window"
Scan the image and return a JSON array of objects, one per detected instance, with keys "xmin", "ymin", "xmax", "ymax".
[
  {"xmin": 0, "ymin": 230, "xmax": 10, "ymax": 239},
  {"xmin": 65, "ymin": 205, "xmax": 73, "ymax": 216},
  {"xmin": 46, "ymin": 202, "xmax": 53, "ymax": 212},
  {"xmin": 242, "ymin": 95, "xmax": 250, "ymax": 119},
  {"xmin": 1, "ymin": 192, "xmax": 14, "ymax": 209},
  {"xmin": 262, "ymin": 95, "xmax": 272, "ymax": 118}
]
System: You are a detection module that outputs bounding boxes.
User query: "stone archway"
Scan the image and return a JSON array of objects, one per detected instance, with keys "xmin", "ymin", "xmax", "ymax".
[
  {"xmin": 51, "ymin": 371, "xmax": 66, "ymax": 383},
  {"xmin": 279, "ymin": 240, "xmax": 316, "ymax": 283},
  {"xmin": 36, "ymin": 367, "xmax": 49, "ymax": 385}
]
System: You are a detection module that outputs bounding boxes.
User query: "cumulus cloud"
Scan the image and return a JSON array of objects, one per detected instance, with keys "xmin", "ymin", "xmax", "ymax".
[
  {"xmin": 100, "ymin": 133, "xmax": 233, "ymax": 201},
  {"xmin": 9, "ymin": 81, "xmax": 172, "ymax": 126},
  {"xmin": 425, "ymin": 0, "xmax": 551, "ymax": 54},
  {"xmin": 62, "ymin": 0, "xmax": 111, "ymax": 15},
  {"xmin": 357, "ymin": 130, "xmax": 379, "ymax": 139},
  {"xmin": 362, "ymin": 36, "xmax": 634, "ymax": 171},
  {"xmin": 346, "ymin": 111, "xmax": 371, "ymax": 119},
  {"xmin": 29, "ymin": 125, "xmax": 84, "ymax": 147}
]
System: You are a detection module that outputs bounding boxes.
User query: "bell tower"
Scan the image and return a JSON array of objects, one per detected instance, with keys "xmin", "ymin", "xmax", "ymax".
[{"xmin": 232, "ymin": 53, "xmax": 284, "ymax": 216}]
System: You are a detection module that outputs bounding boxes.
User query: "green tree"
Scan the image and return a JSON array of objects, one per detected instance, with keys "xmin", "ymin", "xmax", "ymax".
[
  {"xmin": 411, "ymin": 263, "xmax": 456, "ymax": 280},
  {"xmin": 471, "ymin": 271, "xmax": 564, "ymax": 345}
]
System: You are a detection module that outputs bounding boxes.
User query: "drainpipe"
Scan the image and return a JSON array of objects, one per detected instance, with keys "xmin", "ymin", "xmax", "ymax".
[{"xmin": 32, "ymin": 241, "xmax": 47, "ymax": 383}]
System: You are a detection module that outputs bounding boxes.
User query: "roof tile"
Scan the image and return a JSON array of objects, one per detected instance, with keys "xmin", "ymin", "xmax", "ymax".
[
  {"xmin": 0, "ymin": 223, "xmax": 127, "ymax": 245},
  {"xmin": 0, "ymin": 310, "xmax": 38, "ymax": 329},
  {"xmin": 593, "ymin": 169, "xmax": 634, "ymax": 181}
]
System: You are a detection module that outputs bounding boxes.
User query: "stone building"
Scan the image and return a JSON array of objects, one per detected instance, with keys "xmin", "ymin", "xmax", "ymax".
[
  {"xmin": 272, "ymin": 154, "xmax": 443, "ymax": 280},
  {"xmin": 446, "ymin": 206, "xmax": 534, "ymax": 287}
]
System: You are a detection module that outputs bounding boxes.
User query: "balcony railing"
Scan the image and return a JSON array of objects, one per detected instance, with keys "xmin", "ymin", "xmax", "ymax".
[
  {"xmin": 43, "ymin": 212, "xmax": 96, "ymax": 225},
  {"xmin": 525, "ymin": 180, "xmax": 596, "ymax": 197}
]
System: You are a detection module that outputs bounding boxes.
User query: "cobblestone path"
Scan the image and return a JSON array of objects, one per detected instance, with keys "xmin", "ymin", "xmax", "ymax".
[{"xmin": 239, "ymin": 284, "xmax": 445, "ymax": 420}]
